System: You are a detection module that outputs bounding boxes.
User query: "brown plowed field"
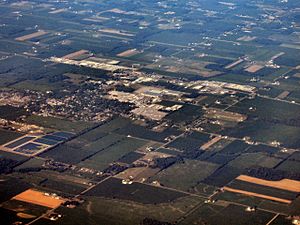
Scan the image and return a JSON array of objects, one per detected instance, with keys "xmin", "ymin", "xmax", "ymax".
[
  {"xmin": 236, "ymin": 175, "xmax": 300, "ymax": 192},
  {"xmin": 12, "ymin": 189, "xmax": 65, "ymax": 208}
]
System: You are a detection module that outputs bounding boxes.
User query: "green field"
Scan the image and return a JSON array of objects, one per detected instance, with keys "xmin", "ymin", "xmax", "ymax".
[
  {"xmin": 41, "ymin": 133, "xmax": 124, "ymax": 164},
  {"xmin": 78, "ymin": 137, "xmax": 147, "ymax": 171},
  {"xmin": 31, "ymin": 195, "xmax": 203, "ymax": 225},
  {"xmin": 150, "ymin": 159, "xmax": 220, "ymax": 192},
  {"xmin": 25, "ymin": 115, "xmax": 95, "ymax": 133},
  {"xmin": 85, "ymin": 177, "xmax": 187, "ymax": 204},
  {"xmin": 228, "ymin": 152, "xmax": 282, "ymax": 169},
  {"xmin": 0, "ymin": 129, "xmax": 23, "ymax": 145},
  {"xmin": 178, "ymin": 203, "xmax": 275, "ymax": 225}
]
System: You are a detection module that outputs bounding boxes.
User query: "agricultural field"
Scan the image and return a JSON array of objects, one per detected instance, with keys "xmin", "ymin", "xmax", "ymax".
[
  {"xmin": 225, "ymin": 179, "xmax": 299, "ymax": 204},
  {"xmin": 41, "ymin": 132, "xmax": 124, "ymax": 164},
  {"xmin": 30, "ymin": 195, "xmax": 204, "ymax": 225},
  {"xmin": 78, "ymin": 137, "xmax": 148, "ymax": 171},
  {"xmin": 236, "ymin": 175, "xmax": 300, "ymax": 192},
  {"xmin": 178, "ymin": 204, "xmax": 275, "ymax": 225},
  {"xmin": 0, "ymin": 129, "xmax": 23, "ymax": 145},
  {"xmin": 0, "ymin": 0, "xmax": 299, "ymax": 224},
  {"xmin": 12, "ymin": 189, "xmax": 65, "ymax": 208},
  {"xmin": 25, "ymin": 115, "xmax": 95, "ymax": 133},
  {"xmin": 227, "ymin": 153, "xmax": 282, "ymax": 169},
  {"xmin": 223, "ymin": 97, "xmax": 300, "ymax": 148},
  {"xmin": 85, "ymin": 177, "xmax": 186, "ymax": 204},
  {"xmin": 150, "ymin": 159, "xmax": 220, "ymax": 192},
  {"xmin": 276, "ymin": 160, "xmax": 300, "ymax": 174}
]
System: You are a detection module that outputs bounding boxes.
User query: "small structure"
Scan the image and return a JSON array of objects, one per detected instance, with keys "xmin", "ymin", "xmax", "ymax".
[{"xmin": 245, "ymin": 206, "xmax": 256, "ymax": 212}]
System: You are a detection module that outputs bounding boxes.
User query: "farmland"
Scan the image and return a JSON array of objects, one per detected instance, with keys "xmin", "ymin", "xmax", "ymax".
[
  {"xmin": 236, "ymin": 175, "xmax": 300, "ymax": 192},
  {"xmin": 85, "ymin": 177, "xmax": 187, "ymax": 204},
  {"xmin": 178, "ymin": 204, "xmax": 275, "ymax": 225},
  {"xmin": 12, "ymin": 189, "xmax": 65, "ymax": 208},
  {"xmin": 0, "ymin": 0, "xmax": 299, "ymax": 224},
  {"xmin": 30, "ymin": 195, "xmax": 203, "ymax": 225},
  {"xmin": 78, "ymin": 137, "xmax": 147, "ymax": 171},
  {"xmin": 225, "ymin": 179, "xmax": 299, "ymax": 204},
  {"xmin": 150, "ymin": 160, "xmax": 220, "ymax": 192}
]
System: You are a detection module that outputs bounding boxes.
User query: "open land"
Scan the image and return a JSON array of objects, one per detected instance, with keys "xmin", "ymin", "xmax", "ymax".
[{"xmin": 0, "ymin": 0, "xmax": 299, "ymax": 224}]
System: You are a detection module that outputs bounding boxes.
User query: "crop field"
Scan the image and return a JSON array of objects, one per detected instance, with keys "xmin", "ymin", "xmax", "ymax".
[
  {"xmin": 216, "ymin": 190, "xmax": 299, "ymax": 215},
  {"xmin": 276, "ymin": 160, "xmax": 300, "ymax": 174},
  {"xmin": 0, "ymin": 149, "xmax": 28, "ymax": 161},
  {"xmin": 236, "ymin": 175, "xmax": 300, "ymax": 192},
  {"xmin": 201, "ymin": 138, "xmax": 233, "ymax": 155},
  {"xmin": 178, "ymin": 204, "xmax": 225, "ymax": 225},
  {"xmin": 147, "ymin": 57, "xmax": 220, "ymax": 77},
  {"xmin": 259, "ymin": 197, "xmax": 300, "ymax": 216},
  {"xmin": 166, "ymin": 132, "xmax": 211, "ymax": 158},
  {"xmin": 211, "ymin": 71, "xmax": 250, "ymax": 83},
  {"xmin": 150, "ymin": 159, "xmax": 220, "ymax": 192},
  {"xmin": 30, "ymin": 195, "xmax": 203, "ymax": 225},
  {"xmin": 246, "ymin": 144, "xmax": 282, "ymax": 155},
  {"xmin": 0, "ymin": 40, "xmax": 32, "ymax": 54},
  {"xmin": 25, "ymin": 115, "xmax": 95, "ymax": 133},
  {"xmin": 0, "ymin": 129, "xmax": 23, "ymax": 145},
  {"xmin": 178, "ymin": 203, "xmax": 275, "ymax": 225},
  {"xmin": 269, "ymin": 215, "xmax": 294, "ymax": 225},
  {"xmin": 218, "ymin": 140, "xmax": 250, "ymax": 155},
  {"xmin": 1, "ymin": 199, "xmax": 48, "ymax": 220},
  {"xmin": 223, "ymin": 187, "xmax": 292, "ymax": 204},
  {"xmin": 117, "ymin": 48, "xmax": 140, "ymax": 57},
  {"xmin": 85, "ymin": 177, "xmax": 187, "ymax": 204},
  {"xmin": 203, "ymin": 165, "xmax": 244, "ymax": 187},
  {"xmin": 222, "ymin": 120, "xmax": 300, "ymax": 149},
  {"xmin": 115, "ymin": 123, "xmax": 181, "ymax": 142},
  {"xmin": 91, "ymin": 117, "xmax": 131, "ymax": 133},
  {"xmin": 147, "ymin": 31, "xmax": 203, "ymax": 46},
  {"xmin": 165, "ymin": 104, "xmax": 204, "ymax": 124},
  {"xmin": 117, "ymin": 151, "xmax": 144, "ymax": 164},
  {"xmin": 9, "ymin": 169, "xmax": 90, "ymax": 196},
  {"xmin": 229, "ymin": 96, "xmax": 300, "ymax": 121},
  {"xmin": 227, "ymin": 152, "xmax": 282, "ymax": 169},
  {"xmin": 40, "ymin": 142, "xmax": 91, "ymax": 164},
  {"xmin": 76, "ymin": 129, "xmax": 107, "ymax": 142},
  {"xmin": 200, "ymin": 136, "xmax": 222, "ymax": 150},
  {"xmin": 225, "ymin": 179, "xmax": 299, "ymax": 204},
  {"xmin": 14, "ymin": 157, "xmax": 45, "ymax": 171},
  {"xmin": 41, "ymin": 133, "xmax": 124, "ymax": 164},
  {"xmin": 0, "ymin": 56, "xmax": 52, "ymax": 84},
  {"xmin": 0, "ymin": 149, "xmax": 30, "ymax": 166},
  {"xmin": 216, "ymin": 190, "xmax": 266, "ymax": 207},
  {"xmin": 115, "ymin": 167, "xmax": 160, "ymax": 182},
  {"xmin": 40, "ymin": 178, "xmax": 87, "ymax": 196},
  {"xmin": 166, "ymin": 137, "xmax": 205, "ymax": 152},
  {"xmin": 0, "ymin": 176, "xmax": 33, "ymax": 203},
  {"xmin": 223, "ymin": 97, "xmax": 300, "ymax": 148},
  {"xmin": 12, "ymin": 189, "xmax": 65, "ymax": 208},
  {"xmin": 0, "ymin": 207, "xmax": 33, "ymax": 225},
  {"xmin": 206, "ymin": 153, "xmax": 237, "ymax": 165},
  {"xmin": 78, "ymin": 137, "xmax": 148, "ymax": 171},
  {"xmin": 15, "ymin": 30, "xmax": 48, "ymax": 41},
  {"xmin": 288, "ymin": 152, "xmax": 300, "ymax": 161},
  {"xmin": 156, "ymin": 147, "xmax": 181, "ymax": 156}
]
